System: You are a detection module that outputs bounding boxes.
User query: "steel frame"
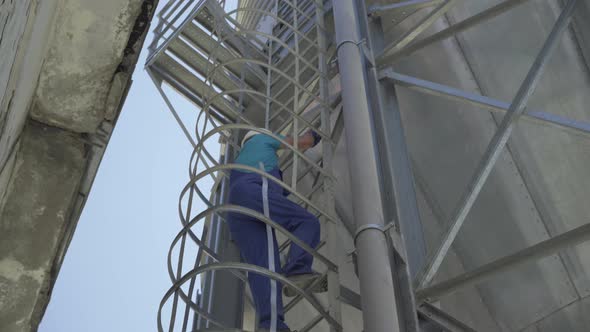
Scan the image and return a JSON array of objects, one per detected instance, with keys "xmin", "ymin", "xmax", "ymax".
[
  {"xmin": 371, "ymin": 0, "xmax": 588, "ymax": 329},
  {"xmin": 147, "ymin": 0, "xmax": 590, "ymax": 331},
  {"xmin": 385, "ymin": 0, "xmax": 581, "ymax": 289},
  {"xmin": 368, "ymin": 0, "xmax": 589, "ymax": 330}
]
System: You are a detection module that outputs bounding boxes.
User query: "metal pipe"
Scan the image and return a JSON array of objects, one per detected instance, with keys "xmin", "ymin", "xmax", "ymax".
[
  {"xmin": 332, "ymin": 0, "xmax": 401, "ymax": 331},
  {"xmin": 416, "ymin": 0, "xmax": 579, "ymax": 289},
  {"xmin": 416, "ymin": 222, "xmax": 590, "ymax": 302}
]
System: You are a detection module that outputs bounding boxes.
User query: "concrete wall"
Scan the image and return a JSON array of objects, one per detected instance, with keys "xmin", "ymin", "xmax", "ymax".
[
  {"xmin": 0, "ymin": 0, "xmax": 157, "ymax": 330},
  {"xmin": 31, "ymin": 0, "xmax": 143, "ymax": 132},
  {"xmin": 0, "ymin": 122, "xmax": 85, "ymax": 332}
]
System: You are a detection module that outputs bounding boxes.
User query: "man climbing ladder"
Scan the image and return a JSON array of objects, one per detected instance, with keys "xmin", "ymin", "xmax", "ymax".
[{"xmin": 227, "ymin": 129, "xmax": 326, "ymax": 332}]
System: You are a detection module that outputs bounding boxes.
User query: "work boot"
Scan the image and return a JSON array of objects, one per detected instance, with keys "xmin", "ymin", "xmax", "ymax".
[{"xmin": 283, "ymin": 273, "xmax": 328, "ymax": 297}]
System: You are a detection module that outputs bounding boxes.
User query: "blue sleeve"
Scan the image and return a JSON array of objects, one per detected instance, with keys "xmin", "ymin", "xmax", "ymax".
[{"xmin": 266, "ymin": 134, "xmax": 285, "ymax": 150}]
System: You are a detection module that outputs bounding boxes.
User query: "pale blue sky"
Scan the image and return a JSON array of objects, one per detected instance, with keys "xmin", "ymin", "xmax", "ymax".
[{"xmin": 38, "ymin": 2, "xmax": 216, "ymax": 330}]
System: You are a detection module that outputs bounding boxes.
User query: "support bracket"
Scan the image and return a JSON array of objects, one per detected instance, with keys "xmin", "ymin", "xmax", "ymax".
[
  {"xmin": 353, "ymin": 222, "xmax": 407, "ymax": 262},
  {"xmin": 333, "ymin": 38, "xmax": 375, "ymax": 67}
]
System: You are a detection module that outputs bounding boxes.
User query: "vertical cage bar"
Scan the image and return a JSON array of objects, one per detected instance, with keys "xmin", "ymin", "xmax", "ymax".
[
  {"xmin": 291, "ymin": 0, "xmax": 301, "ymax": 191},
  {"xmin": 316, "ymin": 0, "xmax": 343, "ymax": 331},
  {"xmin": 265, "ymin": 11, "xmax": 273, "ymax": 130}
]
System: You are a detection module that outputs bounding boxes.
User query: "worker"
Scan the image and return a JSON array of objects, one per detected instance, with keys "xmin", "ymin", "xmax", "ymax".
[{"xmin": 227, "ymin": 128, "xmax": 326, "ymax": 332}]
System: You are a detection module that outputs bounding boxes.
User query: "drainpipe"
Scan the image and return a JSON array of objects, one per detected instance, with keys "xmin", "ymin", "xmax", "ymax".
[{"xmin": 332, "ymin": 0, "xmax": 401, "ymax": 331}]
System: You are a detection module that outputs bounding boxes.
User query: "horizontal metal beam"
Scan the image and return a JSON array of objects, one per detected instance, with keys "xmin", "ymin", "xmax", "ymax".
[
  {"xmin": 380, "ymin": 0, "xmax": 532, "ymax": 63},
  {"xmin": 367, "ymin": 0, "xmax": 443, "ymax": 17},
  {"xmin": 380, "ymin": 70, "xmax": 590, "ymax": 137},
  {"xmin": 416, "ymin": 222, "xmax": 590, "ymax": 302},
  {"xmin": 415, "ymin": 0, "xmax": 578, "ymax": 289},
  {"xmin": 417, "ymin": 303, "xmax": 478, "ymax": 332}
]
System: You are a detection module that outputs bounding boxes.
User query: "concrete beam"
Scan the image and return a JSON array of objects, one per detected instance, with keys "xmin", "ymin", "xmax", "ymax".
[
  {"xmin": 31, "ymin": 0, "xmax": 145, "ymax": 133},
  {"xmin": 0, "ymin": 122, "xmax": 86, "ymax": 332}
]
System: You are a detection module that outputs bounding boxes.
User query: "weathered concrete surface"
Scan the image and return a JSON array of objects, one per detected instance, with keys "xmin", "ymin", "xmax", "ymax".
[
  {"xmin": 0, "ymin": 0, "xmax": 157, "ymax": 331},
  {"xmin": 0, "ymin": 122, "xmax": 85, "ymax": 332},
  {"xmin": 31, "ymin": 0, "xmax": 144, "ymax": 133}
]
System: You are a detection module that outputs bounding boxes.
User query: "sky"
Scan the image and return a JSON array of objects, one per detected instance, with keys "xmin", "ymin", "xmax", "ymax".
[{"xmin": 38, "ymin": 2, "xmax": 219, "ymax": 331}]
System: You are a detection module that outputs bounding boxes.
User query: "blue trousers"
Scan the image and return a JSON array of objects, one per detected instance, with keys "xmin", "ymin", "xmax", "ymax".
[{"xmin": 227, "ymin": 169, "xmax": 320, "ymax": 330}]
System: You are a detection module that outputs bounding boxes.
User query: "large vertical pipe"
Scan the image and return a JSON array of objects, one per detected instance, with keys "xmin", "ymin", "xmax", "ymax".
[{"xmin": 332, "ymin": 1, "xmax": 401, "ymax": 331}]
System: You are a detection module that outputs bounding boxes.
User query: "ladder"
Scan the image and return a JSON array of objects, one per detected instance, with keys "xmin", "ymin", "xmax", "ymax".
[
  {"xmin": 145, "ymin": 0, "xmax": 448, "ymax": 330},
  {"xmin": 147, "ymin": 0, "xmax": 359, "ymax": 331}
]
